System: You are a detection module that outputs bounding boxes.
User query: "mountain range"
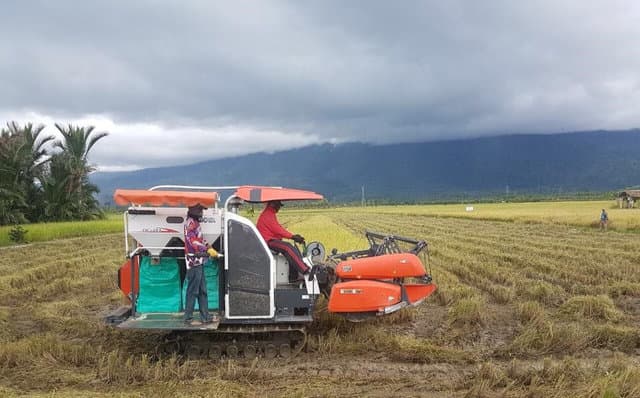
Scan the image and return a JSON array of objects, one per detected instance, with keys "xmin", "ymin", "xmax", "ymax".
[{"xmin": 92, "ymin": 129, "xmax": 640, "ymax": 204}]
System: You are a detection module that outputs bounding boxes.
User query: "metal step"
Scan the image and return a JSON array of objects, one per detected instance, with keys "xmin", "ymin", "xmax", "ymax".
[{"xmin": 117, "ymin": 312, "xmax": 220, "ymax": 331}]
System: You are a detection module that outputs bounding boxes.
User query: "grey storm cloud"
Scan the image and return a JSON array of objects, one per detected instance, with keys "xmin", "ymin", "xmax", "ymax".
[{"xmin": 1, "ymin": 1, "xmax": 639, "ymax": 170}]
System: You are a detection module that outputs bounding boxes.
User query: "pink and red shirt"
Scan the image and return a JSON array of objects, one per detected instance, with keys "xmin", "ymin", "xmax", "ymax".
[{"xmin": 184, "ymin": 216, "xmax": 207, "ymax": 269}]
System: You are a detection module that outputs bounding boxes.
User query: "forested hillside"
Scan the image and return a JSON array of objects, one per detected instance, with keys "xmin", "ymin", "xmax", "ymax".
[{"xmin": 92, "ymin": 129, "xmax": 640, "ymax": 202}]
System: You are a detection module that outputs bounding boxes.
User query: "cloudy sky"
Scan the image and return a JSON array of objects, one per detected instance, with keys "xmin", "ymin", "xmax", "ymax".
[{"xmin": 2, "ymin": 1, "xmax": 639, "ymax": 171}]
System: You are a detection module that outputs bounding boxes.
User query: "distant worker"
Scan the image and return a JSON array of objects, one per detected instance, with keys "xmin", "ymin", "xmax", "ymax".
[
  {"xmin": 600, "ymin": 209, "xmax": 609, "ymax": 231},
  {"xmin": 183, "ymin": 204, "xmax": 215, "ymax": 325},
  {"xmin": 257, "ymin": 200, "xmax": 310, "ymax": 282}
]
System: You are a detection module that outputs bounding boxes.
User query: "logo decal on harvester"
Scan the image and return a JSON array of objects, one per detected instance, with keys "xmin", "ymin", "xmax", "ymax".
[
  {"xmin": 340, "ymin": 288, "xmax": 362, "ymax": 294},
  {"xmin": 342, "ymin": 265, "xmax": 352, "ymax": 272},
  {"xmin": 141, "ymin": 227, "xmax": 179, "ymax": 233}
]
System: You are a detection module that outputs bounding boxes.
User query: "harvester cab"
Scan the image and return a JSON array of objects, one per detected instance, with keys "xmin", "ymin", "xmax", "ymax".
[{"xmin": 105, "ymin": 185, "xmax": 436, "ymax": 358}]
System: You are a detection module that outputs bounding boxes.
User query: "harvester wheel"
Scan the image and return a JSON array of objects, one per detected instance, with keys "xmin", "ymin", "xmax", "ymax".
[
  {"xmin": 226, "ymin": 344, "xmax": 239, "ymax": 358},
  {"xmin": 292, "ymin": 331, "xmax": 307, "ymax": 356},
  {"xmin": 185, "ymin": 343, "xmax": 203, "ymax": 359},
  {"xmin": 279, "ymin": 343, "xmax": 291, "ymax": 359},
  {"xmin": 264, "ymin": 343, "xmax": 277, "ymax": 359},
  {"xmin": 208, "ymin": 345, "xmax": 222, "ymax": 360},
  {"xmin": 159, "ymin": 341, "xmax": 179, "ymax": 356},
  {"xmin": 243, "ymin": 344, "xmax": 257, "ymax": 359}
]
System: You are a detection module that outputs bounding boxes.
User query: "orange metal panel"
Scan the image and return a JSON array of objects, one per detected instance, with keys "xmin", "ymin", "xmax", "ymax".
[
  {"xmin": 113, "ymin": 189, "xmax": 218, "ymax": 207},
  {"xmin": 335, "ymin": 253, "xmax": 426, "ymax": 279},
  {"xmin": 234, "ymin": 185, "xmax": 323, "ymax": 202},
  {"xmin": 328, "ymin": 280, "xmax": 401, "ymax": 313},
  {"xmin": 118, "ymin": 258, "xmax": 139, "ymax": 299},
  {"xmin": 405, "ymin": 283, "xmax": 438, "ymax": 304}
]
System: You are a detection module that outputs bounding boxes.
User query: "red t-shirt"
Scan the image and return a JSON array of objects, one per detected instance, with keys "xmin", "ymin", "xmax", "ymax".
[{"xmin": 256, "ymin": 206, "xmax": 293, "ymax": 242}]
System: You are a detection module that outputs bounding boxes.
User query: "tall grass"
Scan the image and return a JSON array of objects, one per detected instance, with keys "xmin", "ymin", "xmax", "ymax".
[{"xmin": 559, "ymin": 295, "xmax": 623, "ymax": 322}]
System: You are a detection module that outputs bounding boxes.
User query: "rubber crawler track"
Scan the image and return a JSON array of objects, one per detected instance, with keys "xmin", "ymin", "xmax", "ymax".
[{"xmin": 157, "ymin": 324, "xmax": 308, "ymax": 360}]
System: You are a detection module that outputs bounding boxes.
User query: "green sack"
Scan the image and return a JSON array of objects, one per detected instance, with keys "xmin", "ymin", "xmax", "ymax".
[
  {"xmin": 136, "ymin": 256, "xmax": 182, "ymax": 313},
  {"xmin": 182, "ymin": 258, "xmax": 220, "ymax": 311}
]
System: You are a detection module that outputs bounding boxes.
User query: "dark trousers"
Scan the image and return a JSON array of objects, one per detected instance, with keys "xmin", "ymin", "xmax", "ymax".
[
  {"xmin": 184, "ymin": 265, "xmax": 209, "ymax": 321},
  {"xmin": 268, "ymin": 239, "xmax": 310, "ymax": 281}
]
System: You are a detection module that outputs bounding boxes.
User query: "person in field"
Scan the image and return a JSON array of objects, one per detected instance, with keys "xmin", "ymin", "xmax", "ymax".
[
  {"xmin": 183, "ymin": 204, "xmax": 214, "ymax": 325},
  {"xmin": 256, "ymin": 200, "xmax": 310, "ymax": 282},
  {"xmin": 600, "ymin": 209, "xmax": 609, "ymax": 231}
]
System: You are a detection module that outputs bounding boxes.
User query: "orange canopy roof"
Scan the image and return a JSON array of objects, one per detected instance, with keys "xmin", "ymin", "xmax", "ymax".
[
  {"xmin": 234, "ymin": 185, "xmax": 323, "ymax": 202},
  {"xmin": 113, "ymin": 189, "xmax": 218, "ymax": 207}
]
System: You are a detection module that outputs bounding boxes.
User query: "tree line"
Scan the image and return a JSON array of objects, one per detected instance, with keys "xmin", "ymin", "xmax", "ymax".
[{"xmin": 0, "ymin": 122, "xmax": 108, "ymax": 225}]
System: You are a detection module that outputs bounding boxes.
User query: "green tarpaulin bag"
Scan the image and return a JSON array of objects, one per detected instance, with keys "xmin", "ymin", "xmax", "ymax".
[
  {"xmin": 182, "ymin": 258, "xmax": 220, "ymax": 310},
  {"xmin": 136, "ymin": 256, "xmax": 182, "ymax": 313}
]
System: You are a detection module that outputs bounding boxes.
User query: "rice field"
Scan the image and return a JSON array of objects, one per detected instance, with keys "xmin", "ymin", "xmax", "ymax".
[
  {"xmin": 303, "ymin": 200, "xmax": 640, "ymax": 231},
  {"xmin": 0, "ymin": 213, "xmax": 122, "ymax": 246},
  {"xmin": 1, "ymin": 202, "xmax": 639, "ymax": 397}
]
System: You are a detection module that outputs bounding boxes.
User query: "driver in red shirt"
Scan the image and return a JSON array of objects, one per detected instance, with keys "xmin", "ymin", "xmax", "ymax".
[{"xmin": 256, "ymin": 200, "xmax": 310, "ymax": 282}]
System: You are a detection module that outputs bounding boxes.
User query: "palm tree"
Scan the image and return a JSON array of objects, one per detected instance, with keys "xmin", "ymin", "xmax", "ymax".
[
  {"xmin": 0, "ymin": 122, "xmax": 108, "ymax": 223},
  {"xmin": 0, "ymin": 122, "xmax": 54, "ymax": 224},
  {"xmin": 53, "ymin": 124, "xmax": 107, "ymax": 191},
  {"xmin": 6, "ymin": 122, "xmax": 54, "ymax": 170},
  {"xmin": 45, "ymin": 124, "xmax": 108, "ymax": 220}
]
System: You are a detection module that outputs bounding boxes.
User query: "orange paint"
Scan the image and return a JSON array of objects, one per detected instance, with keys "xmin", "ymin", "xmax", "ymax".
[
  {"xmin": 118, "ymin": 257, "xmax": 139, "ymax": 299},
  {"xmin": 336, "ymin": 253, "xmax": 426, "ymax": 279},
  {"xmin": 113, "ymin": 189, "xmax": 218, "ymax": 207},
  {"xmin": 234, "ymin": 185, "xmax": 323, "ymax": 202},
  {"xmin": 327, "ymin": 280, "xmax": 437, "ymax": 314},
  {"xmin": 328, "ymin": 280, "xmax": 401, "ymax": 313},
  {"xmin": 405, "ymin": 283, "xmax": 438, "ymax": 304}
]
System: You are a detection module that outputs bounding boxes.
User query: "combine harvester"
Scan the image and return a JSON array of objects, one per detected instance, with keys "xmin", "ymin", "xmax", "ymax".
[{"xmin": 105, "ymin": 185, "xmax": 436, "ymax": 358}]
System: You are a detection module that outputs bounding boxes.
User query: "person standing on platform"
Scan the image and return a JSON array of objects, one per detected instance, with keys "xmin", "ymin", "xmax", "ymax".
[{"xmin": 184, "ymin": 203, "xmax": 214, "ymax": 325}]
